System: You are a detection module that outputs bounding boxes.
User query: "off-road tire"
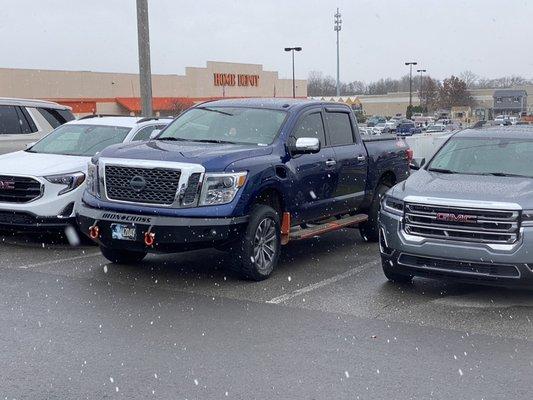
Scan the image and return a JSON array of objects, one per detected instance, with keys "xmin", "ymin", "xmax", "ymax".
[{"xmin": 359, "ymin": 183, "xmax": 390, "ymax": 242}]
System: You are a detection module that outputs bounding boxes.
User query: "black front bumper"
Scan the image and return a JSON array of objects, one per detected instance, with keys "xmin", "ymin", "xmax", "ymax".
[
  {"xmin": 0, "ymin": 210, "xmax": 73, "ymax": 231},
  {"xmin": 76, "ymin": 204, "xmax": 248, "ymax": 253}
]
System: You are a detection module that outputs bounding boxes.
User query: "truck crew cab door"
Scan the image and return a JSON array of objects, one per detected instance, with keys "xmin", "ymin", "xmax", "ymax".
[
  {"xmin": 288, "ymin": 108, "xmax": 338, "ymax": 224},
  {"xmin": 324, "ymin": 107, "xmax": 368, "ymax": 214}
]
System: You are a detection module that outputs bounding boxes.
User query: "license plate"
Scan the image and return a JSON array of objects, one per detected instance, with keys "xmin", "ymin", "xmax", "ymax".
[{"xmin": 111, "ymin": 223, "xmax": 137, "ymax": 241}]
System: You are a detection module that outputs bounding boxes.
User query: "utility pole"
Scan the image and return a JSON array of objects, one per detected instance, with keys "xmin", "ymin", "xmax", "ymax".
[
  {"xmin": 136, "ymin": 0, "xmax": 153, "ymax": 117},
  {"xmin": 405, "ymin": 61, "xmax": 417, "ymax": 116},
  {"xmin": 417, "ymin": 68, "xmax": 426, "ymax": 110},
  {"xmin": 334, "ymin": 8, "xmax": 342, "ymax": 97},
  {"xmin": 284, "ymin": 47, "xmax": 302, "ymax": 98}
]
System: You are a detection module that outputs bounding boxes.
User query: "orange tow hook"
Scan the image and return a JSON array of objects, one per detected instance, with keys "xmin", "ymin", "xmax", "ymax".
[
  {"xmin": 144, "ymin": 231, "xmax": 156, "ymax": 247},
  {"xmin": 88, "ymin": 225, "xmax": 100, "ymax": 240}
]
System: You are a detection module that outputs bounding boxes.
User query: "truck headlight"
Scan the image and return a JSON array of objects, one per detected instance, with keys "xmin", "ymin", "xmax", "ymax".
[
  {"xmin": 198, "ymin": 172, "xmax": 247, "ymax": 206},
  {"xmin": 522, "ymin": 210, "xmax": 533, "ymax": 226},
  {"xmin": 45, "ymin": 172, "xmax": 85, "ymax": 195},
  {"xmin": 86, "ymin": 160, "xmax": 100, "ymax": 197},
  {"xmin": 381, "ymin": 194, "xmax": 404, "ymax": 215}
]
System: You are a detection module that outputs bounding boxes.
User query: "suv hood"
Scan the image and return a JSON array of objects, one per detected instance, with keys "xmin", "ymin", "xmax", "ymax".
[
  {"xmin": 0, "ymin": 151, "xmax": 89, "ymax": 176},
  {"xmin": 98, "ymin": 140, "xmax": 273, "ymax": 171},
  {"xmin": 391, "ymin": 169, "xmax": 533, "ymax": 209}
]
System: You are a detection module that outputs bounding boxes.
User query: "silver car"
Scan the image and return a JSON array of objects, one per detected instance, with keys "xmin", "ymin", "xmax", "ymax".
[{"xmin": 379, "ymin": 126, "xmax": 533, "ymax": 287}]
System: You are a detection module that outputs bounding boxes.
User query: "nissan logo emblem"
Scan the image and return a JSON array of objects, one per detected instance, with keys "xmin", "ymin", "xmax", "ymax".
[{"xmin": 129, "ymin": 175, "xmax": 147, "ymax": 192}]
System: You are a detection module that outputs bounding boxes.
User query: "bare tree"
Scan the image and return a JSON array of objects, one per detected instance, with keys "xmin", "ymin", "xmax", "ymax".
[{"xmin": 459, "ymin": 70, "xmax": 479, "ymax": 88}]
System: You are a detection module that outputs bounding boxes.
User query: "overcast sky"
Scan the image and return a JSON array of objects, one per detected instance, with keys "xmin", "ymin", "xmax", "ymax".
[{"xmin": 1, "ymin": 0, "xmax": 532, "ymax": 83}]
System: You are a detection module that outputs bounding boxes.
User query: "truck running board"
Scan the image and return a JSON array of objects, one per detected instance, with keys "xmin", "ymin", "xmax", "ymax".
[{"xmin": 288, "ymin": 214, "xmax": 368, "ymax": 242}]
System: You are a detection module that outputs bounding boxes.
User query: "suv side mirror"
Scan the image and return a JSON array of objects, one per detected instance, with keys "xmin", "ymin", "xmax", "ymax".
[
  {"xmin": 410, "ymin": 157, "xmax": 426, "ymax": 170},
  {"xmin": 149, "ymin": 129, "xmax": 162, "ymax": 140},
  {"xmin": 290, "ymin": 137, "xmax": 321, "ymax": 154}
]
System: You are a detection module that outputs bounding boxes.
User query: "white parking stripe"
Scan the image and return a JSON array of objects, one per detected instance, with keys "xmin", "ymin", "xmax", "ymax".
[
  {"xmin": 17, "ymin": 251, "xmax": 102, "ymax": 269},
  {"xmin": 267, "ymin": 260, "xmax": 380, "ymax": 304}
]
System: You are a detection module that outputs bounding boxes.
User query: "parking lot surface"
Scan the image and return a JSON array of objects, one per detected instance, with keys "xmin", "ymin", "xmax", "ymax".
[{"xmin": 1, "ymin": 229, "xmax": 532, "ymax": 399}]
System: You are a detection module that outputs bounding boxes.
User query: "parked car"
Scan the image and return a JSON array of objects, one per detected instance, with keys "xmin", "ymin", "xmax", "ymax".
[
  {"xmin": 396, "ymin": 121, "xmax": 419, "ymax": 136},
  {"xmin": 0, "ymin": 97, "xmax": 75, "ymax": 154},
  {"xmin": 494, "ymin": 115, "xmax": 511, "ymax": 125},
  {"xmin": 379, "ymin": 126, "xmax": 533, "ymax": 287},
  {"xmin": 0, "ymin": 116, "xmax": 172, "ymax": 231},
  {"xmin": 77, "ymin": 99, "xmax": 411, "ymax": 280},
  {"xmin": 426, "ymin": 124, "xmax": 446, "ymax": 133},
  {"xmin": 366, "ymin": 116, "xmax": 386, "ymax": 127}
]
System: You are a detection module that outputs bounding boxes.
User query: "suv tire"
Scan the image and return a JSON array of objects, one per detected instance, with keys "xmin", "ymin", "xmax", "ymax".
[
  {"xmin": 359, "ymin": 183, "xmax": 390, "ymax": 242},
  {"xmin": 100, "ymin": 246, "xmax": 147, "ymax": 264},
  {"xmin": 233, "ymin": 205, "xmax": 281, "ymax": 281}
]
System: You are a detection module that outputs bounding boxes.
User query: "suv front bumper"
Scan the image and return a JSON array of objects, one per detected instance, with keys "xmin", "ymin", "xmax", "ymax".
[
  {"xmin": 379, "ymin": 209, "xmax": 533, "ymax": 287},
  {"xmin": 76, "ymin": 202, "xmax": 248, "ymax": 253}
]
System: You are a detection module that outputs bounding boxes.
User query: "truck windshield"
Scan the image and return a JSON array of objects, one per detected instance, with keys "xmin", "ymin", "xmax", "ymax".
[
  {"xmin": 428, "ymin": 137, "xmax": 533, "ymax": 178},
  {"xmin": 158, "ymin": 107, "xmax": 287, "ymax": 145},
  {"xmin": 27, "ymin": 124, "xmax": 131, "ymax": 156}
]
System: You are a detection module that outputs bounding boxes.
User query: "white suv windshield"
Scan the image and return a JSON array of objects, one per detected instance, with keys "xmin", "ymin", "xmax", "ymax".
[
  {"xmin": 28, "ymin": 124, "xmax": 131, "ymax": 156},
  {"xmin": 158, "ymin": 107, "xmax": 287, "ymax": 145}
]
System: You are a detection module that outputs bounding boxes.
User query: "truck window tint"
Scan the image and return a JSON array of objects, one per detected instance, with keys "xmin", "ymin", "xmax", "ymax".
[
  {"xmin": 133, "ymin": 125, "xmax": 160, "ymax": 141},
  {"xmin": 325, "ymin": 112, "xmax": 354, "ymax": 146},
  {"xmin": 292, "ymin": 112, "xmax": 326, "ymax": 145},
  {"xmin": 15, "ymin": 107, "xmax": 35, "ymax": 133},
  {"xmin": 0, "ymin": 105, "xmax": 22, "ymax": 134},
  {"xmin": 37, "ymin": 107, "xmax": 74, "ymax": 128},
  {"xmin": 19, "ymin": 107, "xmax": 38, "ymax": 132}
]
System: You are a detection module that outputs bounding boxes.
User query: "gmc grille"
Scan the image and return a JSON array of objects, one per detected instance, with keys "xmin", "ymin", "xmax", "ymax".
[
  {"xmin": 403, "ymin": 203, "xmax": 519, "ymax": 244},
  {"xmin": 105, "ymin": 165, "xmax": 181, "ymax": 205},
  {"xmin": 0, "ymin": 175, "xmax": 42, "ymax": 203}
]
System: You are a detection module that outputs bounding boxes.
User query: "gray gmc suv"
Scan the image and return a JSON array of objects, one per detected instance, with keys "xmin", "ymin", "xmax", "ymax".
[{"xmin": 379, "ymin": 126, "xmax": 533, "ymax": 287}]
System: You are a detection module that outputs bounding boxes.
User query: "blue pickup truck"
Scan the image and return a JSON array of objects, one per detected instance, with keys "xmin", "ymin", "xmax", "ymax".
[{"xmin": 77, "ymin": 99, "xmax": 410, "ymax": 280}]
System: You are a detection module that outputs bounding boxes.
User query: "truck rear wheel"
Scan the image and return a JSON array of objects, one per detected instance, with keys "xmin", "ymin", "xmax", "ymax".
[
  {"xmin": 233, "ymin": 205, "xmax": 281, "ymax": 281},
  {"xmin": 100, "ymin": 245, "xmax": 147, "ymax": 265},
  {"xmin": 359, "ymin": 183, "xmax": 389, "ymax": 242}
]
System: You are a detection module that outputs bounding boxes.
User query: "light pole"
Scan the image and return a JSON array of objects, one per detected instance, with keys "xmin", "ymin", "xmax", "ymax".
[
  {"xmin": 284, "ymin": 47, "xmax": 302, "ymax": 98},
  {"xmin": 417, "ymin": 68, "xmax": 426, "ymax": 110},
  {"xmin": 334, "ymin": 8, "xmax": 342, "ymax": 97},
  {"xmin": 136, "ymin": 0, "xmax": 153, "ymax": 117},
  {"xmin": 405, "ymin": 61, "xmax": 417, "ymax": 115}
]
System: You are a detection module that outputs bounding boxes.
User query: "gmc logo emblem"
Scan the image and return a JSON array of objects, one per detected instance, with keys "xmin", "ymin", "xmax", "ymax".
[
  {"xmin": 0, "ymin": 181, "xmax": 15, "ymax": 190},
  {"xmin": 436, "ymin": 212, "xmax": 477, "ymax": 223}
]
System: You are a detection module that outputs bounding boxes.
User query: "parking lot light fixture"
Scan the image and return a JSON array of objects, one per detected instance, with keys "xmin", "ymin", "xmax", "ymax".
[
  {"xmin": 284, "ymin": 47, "xmax": 302, "ymax": 98},
  {"xmin": 405, "ymin": 62, "xmax": 418, "ymax": 115}
]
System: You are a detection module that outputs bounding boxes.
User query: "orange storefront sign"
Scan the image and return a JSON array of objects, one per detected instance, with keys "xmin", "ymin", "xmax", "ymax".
[{"xmin": 213, "ymin": 73, "xmax": 259, "ymax": 87}]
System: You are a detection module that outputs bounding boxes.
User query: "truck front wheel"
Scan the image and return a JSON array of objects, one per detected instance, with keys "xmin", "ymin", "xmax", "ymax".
[
  {"xmin": 100, "ymin": 246, "xmax": 147, "ymax": 264},
  {"xmin": 234, "ymin": 205, "xmax": 281, "ymax": 281},
  {"xmin": 359, "ymin": 183, "xmax": 389, "ymax": 242}
]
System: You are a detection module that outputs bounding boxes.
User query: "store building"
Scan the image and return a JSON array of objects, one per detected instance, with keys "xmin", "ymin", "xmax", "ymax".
[{"xmin": 0, "ymin": 61, "xmax": 307, "ymax": 116}]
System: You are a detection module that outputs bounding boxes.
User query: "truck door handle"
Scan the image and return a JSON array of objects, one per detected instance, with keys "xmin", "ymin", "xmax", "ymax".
[
  {"xmin": 325, "ymin": 159, "xmax": 337, "ymax": 167},
  {"xmin": 357, "ymin": 155, "xmax": 366, "ymax": 162}
]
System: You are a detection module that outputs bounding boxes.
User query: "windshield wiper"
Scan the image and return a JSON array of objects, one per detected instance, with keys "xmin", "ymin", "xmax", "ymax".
[
  {"xmin": 191, "ymin": 139, "xmax": 237, "ymax": 144},
  {"xmin": 481, "ymin": 172, "xmax": 530, "ymax": 178},
  {"xmin": 199, "ymin": 107, "xmax": 233, "ymax": 116},
  {"xmin": 428, "ymin": 167, "xmax": 457, "ymax": 174},
  {"xmin": 156, "ymin": 137, "xmax": 188, "ymax": 141}
]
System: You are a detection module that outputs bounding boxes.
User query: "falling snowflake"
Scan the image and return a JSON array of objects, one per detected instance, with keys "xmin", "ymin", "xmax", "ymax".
[
  {"xmin": 109, "ymin": 377, "xmax": 114, "ymax": 383},
  {"xmin": 103, "ymin": 265, "xmax": 108, "ymax": 274},
  {"xmin": 309, "ymin": 190, "xmax": 317, "ymax": 200},
  {"xmin": 194, "ymin": 379, "xmax": 199, "ymax": 386},
  {"xmin": 288, "ymin": 276, "xmax": 292, "ymax": 282},
  {"xmin": 458, "ymin": 369, "xmax": 464, "ymax": 376},
  {"xmin": 344, "ymin": 371, "xmax": 350, "ymax": 378}
]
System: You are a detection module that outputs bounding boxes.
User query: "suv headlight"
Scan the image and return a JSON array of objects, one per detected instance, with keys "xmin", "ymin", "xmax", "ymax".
[
  {"xmin": 86, "ymin": 160, "xmax": 100, "ymax": 197},
  {"xmin": 381, "ymin": 194, "xmax": 404, "ymax": 215},
  {"xmin": 45, "ymin": 172, "xmax": 85, "ymax": 195},
  {"xmin": 198, "ymin": 172, "xmax": 247, "ymax": 206}
]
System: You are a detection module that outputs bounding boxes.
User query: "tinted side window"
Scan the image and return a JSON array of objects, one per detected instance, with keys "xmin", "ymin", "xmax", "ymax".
[
  {"xmin": 325, "ymin": 112, "xmax": 354, "ymax": 146},
  {"xmin": 15, "ymin": 107, "xmax": 35, "ymax": 133},
  {"xmin": 0, "ymin": 105, "xmax": 22, "ymax": 134},
  {"xmin": 132, "ymin": 125, "xmax": 161, "ymax": 141},
  {"xmin": 37, "ymin": 107, "xmax": 74, "ymax": 128},
  {"xmin": 292, "ymin": 112, "xmax": 326, "ymax": 146}
]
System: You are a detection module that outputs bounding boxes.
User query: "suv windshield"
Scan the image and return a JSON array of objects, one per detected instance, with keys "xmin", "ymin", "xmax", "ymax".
[
  {"xmin": 158, "ymin": 107, "xmax": 287, "ymax": 145},
  {"xmin": 428, "ymin": 136, "xmax": 533, "ymax": 178},
  {"xmin": 28, "ymin": 124, "xmax": 131, "ymax": 156}
]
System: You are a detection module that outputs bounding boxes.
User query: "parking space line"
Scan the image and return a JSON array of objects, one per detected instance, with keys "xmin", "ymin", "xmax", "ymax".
[
  {"xmin": 266, "ymin": 259, "xmax": 380, "ymax": 304},
  {"xmin": 17, "ymin": 251, "xmax": 102, "ymax": 269}
]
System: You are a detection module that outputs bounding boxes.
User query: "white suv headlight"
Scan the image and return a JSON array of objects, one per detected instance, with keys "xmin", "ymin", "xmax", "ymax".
[
  {"xmin": 198, "ymin": 172, "xmax": 247, "ymax": 206},
  {"xmin": 45, "ymin": 172, "xmax": 85, "ymax": 195}
]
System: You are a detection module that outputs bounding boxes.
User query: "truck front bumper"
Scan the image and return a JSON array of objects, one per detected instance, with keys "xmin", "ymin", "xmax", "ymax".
[
  {"xmin": 76, "ymin": 203, "xmax": 248, "ymax": 253},
  {"xmin": 379, "ymin": 209, "xmax": 533, "ymax": 288}
]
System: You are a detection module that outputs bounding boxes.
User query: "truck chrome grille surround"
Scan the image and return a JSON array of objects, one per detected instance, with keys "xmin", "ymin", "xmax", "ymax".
[
  {"xmin": 105, "ymin": 165, "xmax": 181, "ymax": 205},
  {"xmin": 398, "ymin": 254, "xmax": 520, "ymax": 278},
  {"xmin": 181, "ymin": 173, "xmax": 202, "ymax": 205},
  {"xmin": 0, "ymin": 175, "xmax": 42, "ymax": 203},
  {"xmin": 403, "ymin": 202, "xmax": 519, "ymax": 244}
]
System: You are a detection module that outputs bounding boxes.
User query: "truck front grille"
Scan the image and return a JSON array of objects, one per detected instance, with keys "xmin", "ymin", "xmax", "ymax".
[
  {"xmin": 0, "ymin": 175, "xmax": 42, "ymax": 203},
  {"xmin": 403, "ymin": 203, "xmax": 519, "ymax": 244},
  {"xmin": 105, "ymin": 165, "xmax": 181, "ymax": 205}
]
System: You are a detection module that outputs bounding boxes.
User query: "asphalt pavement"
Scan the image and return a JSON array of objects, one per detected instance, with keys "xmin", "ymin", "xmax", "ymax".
[{"xmin": 0, "ymin": 229, "xmax": 532, "ymax": 399}]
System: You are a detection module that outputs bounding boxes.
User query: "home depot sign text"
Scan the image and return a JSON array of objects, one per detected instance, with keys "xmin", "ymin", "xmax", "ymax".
[{"xmin": 213, "ymin": 73, "xmax": 260, "ymax": 87}]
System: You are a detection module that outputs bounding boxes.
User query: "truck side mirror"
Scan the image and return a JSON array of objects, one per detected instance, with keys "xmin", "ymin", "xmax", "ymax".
[
  {"xmin": 149, "ymin": 129, "xmax": 161, "ymax": 140},
  {"xmin": 290, "ymin": 137, "xmax": 321, "ymax": 155},
  {"xmin": 410, "ymin": 157, "xmax": 426, "ymax": 170}
]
